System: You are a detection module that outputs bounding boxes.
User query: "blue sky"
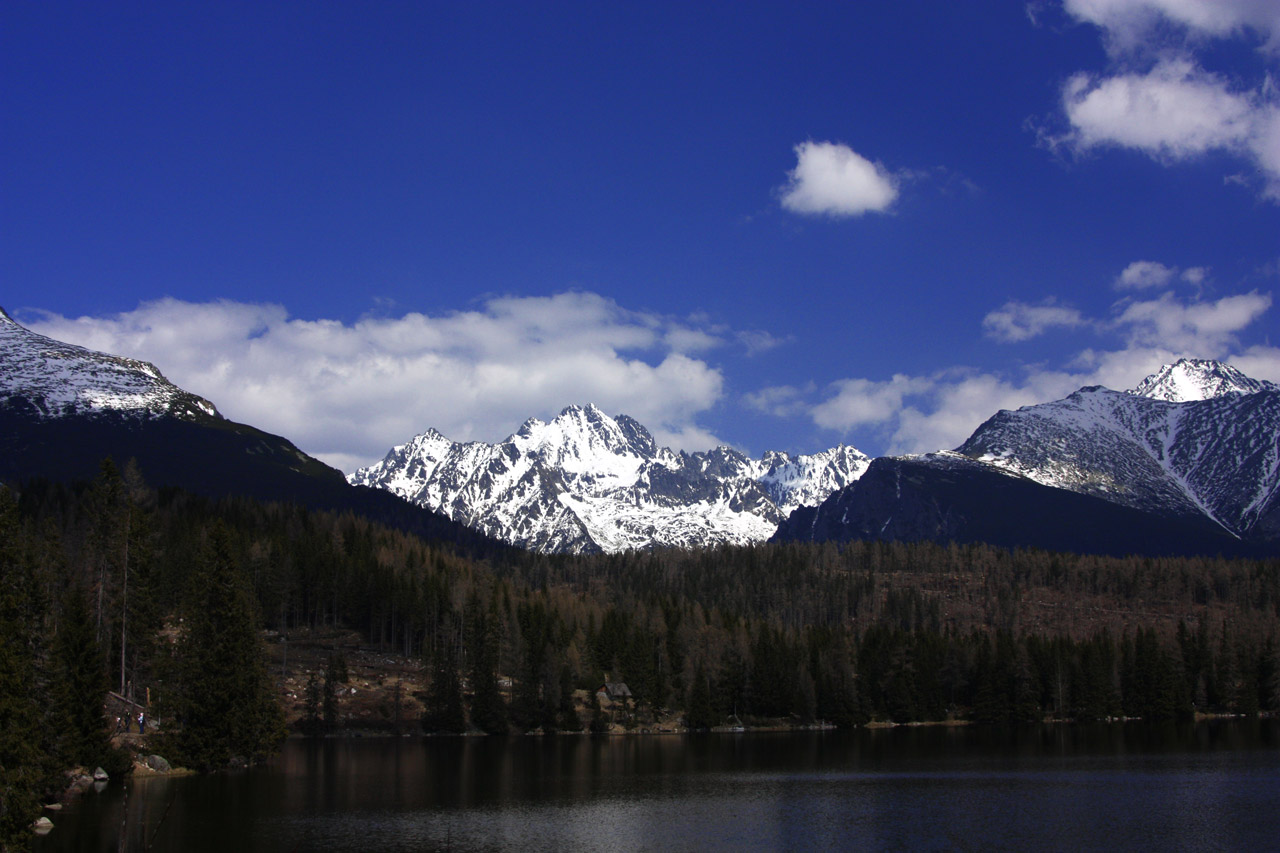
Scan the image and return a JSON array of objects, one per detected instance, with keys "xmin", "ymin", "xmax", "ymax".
[{"xmin": 4, "ymin": 1, "xmax": 1279, "ymax": 472}]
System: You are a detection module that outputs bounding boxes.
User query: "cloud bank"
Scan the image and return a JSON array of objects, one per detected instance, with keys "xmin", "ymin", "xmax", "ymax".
[
  {"xmin": 779, "ymin": 141, "xmax": 900, "ymax": 216},
  {"xmin": 25, "ymin": 294, "xmax": 736, "ymax": 472},
  {"xmin": 752, "ymin": 269, "xmax": 1278, "ymax": 455}
]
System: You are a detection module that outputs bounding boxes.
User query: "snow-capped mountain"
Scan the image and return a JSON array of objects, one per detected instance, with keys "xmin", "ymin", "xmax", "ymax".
[
  {"xmin": 1128, "ymin": 358, "xmax": 1275, "ymax": 402},
  {"xmin": 958, "ymin": 360, "xmax": 1280, "ymax": 540},
  {"xmin": 0, "ymin": 308, "xmax": 219, "ymax": 420},
  {"xmin": 349, "ymin": 404, "xmax": 871, "ymax": 553},
  {"xmin": 774, "ymin": 359, "xmax": 1279, "ymax": 556},
  {"xmin": 0, "ymin": 309, "xmax": 503, "ymax": 551}
]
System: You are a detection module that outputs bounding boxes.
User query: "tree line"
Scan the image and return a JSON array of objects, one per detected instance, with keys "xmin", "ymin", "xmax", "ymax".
[{"xmin": 3, "ymin": 462, "xmax": 1279, "ymax": 845}]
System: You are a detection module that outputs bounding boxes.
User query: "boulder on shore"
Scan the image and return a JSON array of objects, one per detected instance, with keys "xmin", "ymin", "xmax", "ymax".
[{"xmin": 145, "ymin": 754, "xmax": 172, "ymax": 772}]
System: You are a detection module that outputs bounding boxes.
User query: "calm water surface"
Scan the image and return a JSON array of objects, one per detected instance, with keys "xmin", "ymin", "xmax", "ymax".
[{"xmin": 36, "ymin": 720, "xmax": 1280, "ymax": 852}]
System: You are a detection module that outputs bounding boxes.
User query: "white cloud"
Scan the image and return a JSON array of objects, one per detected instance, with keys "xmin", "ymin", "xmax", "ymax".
[
  {"xmin": 1114, "ymin": 259, "xmax": 1211, "ymax": 291},
  {"xmin": 736, "ymin": 329, "xmax": 789, "ymax": 356},
  {"xmin": 982, "ymin": 299, "xmax": 1087, "ymax": 342},
  {"xmin": 1062, "ymin": 59, "xmax": 1263, "ymax": 157},
  {"xmin": 1063, "ymin": 0, "xmax": 1280, "ymax": 52},
  {"xmin": 1112, "ymin": 289, "xmax": 1272, "ymax": 351},
  {"xmin": 1229, "ymin": 344, "xmax": 1280, "ymax": 383},
  {"xmin": 811, "ymin": 375, "xmax": 932, "ymax": 432},
  {"xmin": 778, "ymin": 141, "xmax": 899, "ymax": 217},
  {"xmin": 743, "ymin": 384, "xmax": 812, "ymax": 418},
  {"xmin": 892, "ymin": 372, "xmax": 1075, "ymax": 455},
  {"xmin": 1181, "ymin": 266, "xmax": 1209, "ymax": 286},
  {"xmin": 26, "ymin": 294, "xmax": 732, "ymax": 471},
  {"xmin": 1050, "ymin": 2, "xmax": 1280, "ymax": 199},
  {"xmin": 791, "ymin": 287, "xmax": 1275, "ymax": 454},
  {"xmin": 1116, "ymin": 259, "xmax": 1177, "ymax": 289}
]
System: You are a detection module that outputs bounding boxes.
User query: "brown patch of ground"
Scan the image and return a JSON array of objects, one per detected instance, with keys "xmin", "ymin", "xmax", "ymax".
[{"xmin": 264, "ymin": 627, "xmax": 426, "ymax": 733}]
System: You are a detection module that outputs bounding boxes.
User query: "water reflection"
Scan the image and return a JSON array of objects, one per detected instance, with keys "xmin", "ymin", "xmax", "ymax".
[{"xmin": 34, "ymin": 721, "xmax": 1280, "ymax": 852}]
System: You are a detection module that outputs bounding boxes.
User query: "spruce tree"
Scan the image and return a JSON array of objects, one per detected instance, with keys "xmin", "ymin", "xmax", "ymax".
[
  {"xmin": 467, "ymin": 603, "xmax": 508, "ymax": 734},
  {"xmin": 0, "ymin": 489, "xmax": 48, "ymax": 847},
  {"xmin": 168, "ymin": 523, "xmax": 285, "ymax": 771},
  {"xmin": 422, "ymin": 638, "xmax": 466, "ymax": 734},
  {"xmin": 685, "ymin": 663, "xmax": 716, "ymax": 730},
  {"xmin": 52, "ymin": 583, "xmax": 111, "ymax": 768}
]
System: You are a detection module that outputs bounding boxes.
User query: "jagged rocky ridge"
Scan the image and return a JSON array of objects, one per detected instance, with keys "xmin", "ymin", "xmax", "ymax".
[
  {"xmin": 349, "ymin": 405, "xmax": 871, "ymax": 554},
  {"xmin": 775, "ymin": 359, "xmax": 1280, "ymax": 554}
]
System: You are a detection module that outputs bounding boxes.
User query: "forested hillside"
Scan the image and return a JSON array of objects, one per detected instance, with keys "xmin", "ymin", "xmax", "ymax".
[{"xmin": 3, "ymin": 461, "xmax": 1280, "ymax": 842}]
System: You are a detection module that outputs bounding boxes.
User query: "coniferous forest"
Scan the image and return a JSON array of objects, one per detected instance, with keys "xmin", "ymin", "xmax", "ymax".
[{"xmin": 3, "ymin": 461, "xmax": 1280, "ymax": 845}]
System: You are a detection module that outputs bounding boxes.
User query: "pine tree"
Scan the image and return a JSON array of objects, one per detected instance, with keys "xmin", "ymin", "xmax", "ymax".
[
  {"xmin": 555, "ymin": 663, "xmax": 582, "ymax": 732},
  {"xmin": 167, "ymin": 523, "xmax": 285, "ymax": 771},
  {"xmin": 52, "ymin": 583, "xmax": 111, "ymax": 768},
  {"xmin": 422, "ymin": 637, "xmax": 466, "ymax": 733},
  {"xmin": 0, "ymin": 489, "xmax": 50, "ymax": 848},
  {"xmin": 685, "ymin": 663, "xmax": 716, "ymax": 730},
  {"xmin": 467, "ymin": 602, "xmax": 508, "ymax": 734}
]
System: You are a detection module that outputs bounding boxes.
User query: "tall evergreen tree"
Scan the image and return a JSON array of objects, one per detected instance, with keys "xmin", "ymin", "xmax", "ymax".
[
  {"xmin": 52, "ymin": 583, "xmax": 111, "ymax": 768},
  {"xmin": 167, "ymin": 523, "xmax": 285, "ymax": 771},
  {"xmin": 686, "ymin": 663, "xmax": 716, "ymax": 730},
  {"xmin": 0, "ymin": 489, "xmax": 50, "ymax": 848},
  {"xmin": 422, "ymin": 636, "xmax": 466, "ymax": 734},
  {"xmin": 467, "ymin": 602, "xmax": 508, "ymax": 734}
]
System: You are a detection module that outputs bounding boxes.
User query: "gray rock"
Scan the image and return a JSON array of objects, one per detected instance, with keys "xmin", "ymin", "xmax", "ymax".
[
  {"xmin": 92, "ymin": 767, "xmax": 109, "ymax": 781},
  {"xmin": 145, "ymin": 754, "xmax": 172, "ymax": 772}
]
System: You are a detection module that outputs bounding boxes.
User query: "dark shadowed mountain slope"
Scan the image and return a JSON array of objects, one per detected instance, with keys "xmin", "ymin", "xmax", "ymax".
[{"xmin": 772, "ymin": 452, "xmax": 1251, "ymax": 558}]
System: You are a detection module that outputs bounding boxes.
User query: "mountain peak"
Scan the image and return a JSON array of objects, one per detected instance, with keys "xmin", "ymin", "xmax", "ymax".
[
  {"xmin": 351, "ymin": 407, "xmax": 871, "ymax": 553},
  {"xmin": 0, "ymin": 310, "xmax": 220, "ymax": 420},
  {"xmin": 1129, "ymin": 359, "xmax": 1270, "ymax": 402}
]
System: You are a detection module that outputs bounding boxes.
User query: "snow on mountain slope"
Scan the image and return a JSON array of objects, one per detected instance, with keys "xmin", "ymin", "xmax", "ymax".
[
  {"xmin": 350, "ymin": 404, "xmax": 870, "ymax": 553},
  {"xmin": 1129, "ymin": 358, "xmax": 1275, "ymax": 402},
  {"xmin": 958, "ymin": 360, "xmax": 1280, "ymax": 539},
  {"xmin": 0, "ymin": 307, "xmax": 219, "ymax": 420}
]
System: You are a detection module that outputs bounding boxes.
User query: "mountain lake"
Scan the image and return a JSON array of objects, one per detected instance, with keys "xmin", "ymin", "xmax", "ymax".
[{"xmin": 33, "ymin": 719, "xmax": 1280, "ymax": 852}]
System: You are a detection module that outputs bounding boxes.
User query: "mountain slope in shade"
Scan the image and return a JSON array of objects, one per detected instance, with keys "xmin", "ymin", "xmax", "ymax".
[
  {"xmin": 773, "ymin": 452, "xmax": 1248, "ymax": 557},
  {"xmin": 0, "ymin": 308, "xmax": 505, "ymax": 554},
  {"xmin": 350, "ymin": 405, "xmax": 871, "ymax": 554}
]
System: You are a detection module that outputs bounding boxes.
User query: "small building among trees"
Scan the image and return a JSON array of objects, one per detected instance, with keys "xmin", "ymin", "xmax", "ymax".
[{"xmin": 596, "ymin": 681, "xmax": 632, "ymax": 705}]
